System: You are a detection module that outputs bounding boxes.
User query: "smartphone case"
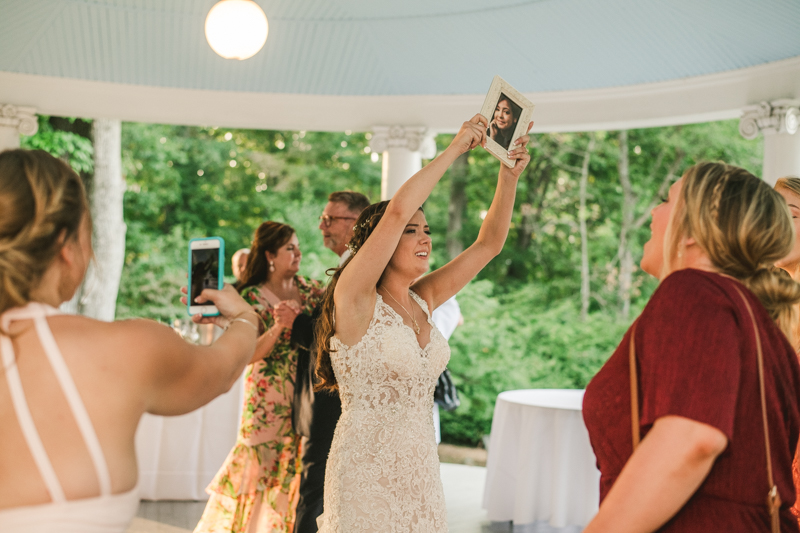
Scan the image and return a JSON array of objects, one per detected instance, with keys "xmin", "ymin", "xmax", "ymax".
[{"xmin": 187, "ymin": 236, "xmax": 225, "ymax": 316}]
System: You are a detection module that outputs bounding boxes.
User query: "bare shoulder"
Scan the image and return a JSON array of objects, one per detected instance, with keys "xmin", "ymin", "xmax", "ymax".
[
  {"xmin": 48, "ymin": 314, "xmax": 175, "ymax": 347},
  {"xmin": 47, "ymin": 315, "xmax": 184, "ymax": 377}
]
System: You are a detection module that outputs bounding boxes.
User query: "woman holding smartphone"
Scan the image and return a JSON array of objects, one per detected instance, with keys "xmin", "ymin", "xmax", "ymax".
[
  {"xmin": 195, "ymin": 222, "xmax": 325, "ymax": 533},
  {"xmin": 0, "ymin": 149, "xmax": 259, "ymax": 533}
]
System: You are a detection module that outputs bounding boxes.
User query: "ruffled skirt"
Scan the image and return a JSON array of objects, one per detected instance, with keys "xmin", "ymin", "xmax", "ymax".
[{"xmin": 194, "ymin": 437, "xmax": 302, "ymax": 533}]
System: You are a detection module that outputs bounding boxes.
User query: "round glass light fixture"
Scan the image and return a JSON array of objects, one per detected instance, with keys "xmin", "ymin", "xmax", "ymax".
[{"xmin": 205, "ymin": 0, "xmax": 268, "ymax": 60}]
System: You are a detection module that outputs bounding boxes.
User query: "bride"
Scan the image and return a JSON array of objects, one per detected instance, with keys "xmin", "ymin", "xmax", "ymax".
[{"xmin": 314, "ymin": 115, "xmax": 531, "ymax": 532}]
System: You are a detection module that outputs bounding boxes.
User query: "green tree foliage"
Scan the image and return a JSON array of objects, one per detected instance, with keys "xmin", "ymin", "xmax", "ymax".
[
  {"xmin": 428, "ymin": 120, "xmax": 761, "ymax": 444},
  {"xmin": 21, "ymin": 116, "xmax": 94, "ymax": 174},
  {"xmin": 118, "ymin": 124, "xmax": 380, "ymax": 320},
  {"xmin": 21, "ymin": 117, "xmax": 763, "ymax": 445}
]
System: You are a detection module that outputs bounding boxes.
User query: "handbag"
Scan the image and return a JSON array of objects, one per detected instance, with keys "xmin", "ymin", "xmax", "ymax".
[
  {"xmin": 629, "ymin": 285, "xmax": 781, "ymax": 533},
  {"xmin": 434, "ymin": 368, "xmax": 460, "ymax": 411}
]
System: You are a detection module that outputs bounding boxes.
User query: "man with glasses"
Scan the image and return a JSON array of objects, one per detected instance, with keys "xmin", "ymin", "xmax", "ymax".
[
  {"xmin": 317, "ymin": 191, "xmax": 370, "ymax": 260},
  {"xmin": 291, "ymin": 190, "xmax": 369, "ymax": 533}
]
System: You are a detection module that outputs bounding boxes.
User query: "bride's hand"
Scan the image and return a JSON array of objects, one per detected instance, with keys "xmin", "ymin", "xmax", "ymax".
[
  {"xmin": 501, "ymin": 121, "xmax": 534, "ymax": 179},
  {"xmin": 448, "ymin": 114, "xmax": 488, "ymax": 155}
]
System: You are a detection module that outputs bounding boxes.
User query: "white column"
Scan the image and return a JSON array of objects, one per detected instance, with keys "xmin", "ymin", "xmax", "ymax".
[
  {"xmin": 0, "ymin": 104, "xmax": 38, "ymax": 151},
  {"xmin": 370, "ymin": 126, "xmax": 436, "ymax": 200},
  {"xmin": 81, "ymin": 119, "xmax": 126, "ymax": 322},
  {"xmin": 739, "ymin": 99, "xmax": 800, "ymax": 185}
]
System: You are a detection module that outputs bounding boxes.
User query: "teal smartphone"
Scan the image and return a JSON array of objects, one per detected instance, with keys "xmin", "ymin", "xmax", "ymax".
[{"xmin": 188, "ymin": 237, "xmax": 225, "ymax": 316}]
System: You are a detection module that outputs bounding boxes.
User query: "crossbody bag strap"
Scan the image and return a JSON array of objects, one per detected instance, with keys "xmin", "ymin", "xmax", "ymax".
[
  {"xmin": 629, "ymin": 321, "xmax": 640, "ymax": 450},
  {"xmin": 628, "ymin": 289, "xmax": 781, "ymax": 532},
  {"xmin": 731, "ymin": 285, "xmax": 781, "ymax": 532}
]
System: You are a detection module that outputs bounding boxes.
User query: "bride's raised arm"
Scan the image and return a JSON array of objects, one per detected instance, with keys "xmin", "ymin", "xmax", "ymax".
[
  {"xmin": 333, "ymin": 115, "xmax": 488, "ymax": 336},
  {"xmin": 412, "ymin": 123, "xmax": 533, "ymax": 311}
]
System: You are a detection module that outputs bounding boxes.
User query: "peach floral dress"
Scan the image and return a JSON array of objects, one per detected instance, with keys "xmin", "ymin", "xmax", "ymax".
[{"xmin": 195, "ymin": 276, "xmax": 325, "ymax": 533}]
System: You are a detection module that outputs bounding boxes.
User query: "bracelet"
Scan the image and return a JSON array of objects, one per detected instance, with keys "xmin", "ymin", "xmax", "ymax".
[
  {"xmin": 225, "ymin": 316, "xmax": 260, "ymax": 334},
  {"xmin": 236, "ymin": 310, "xmax": 260, "ymax": 319}
]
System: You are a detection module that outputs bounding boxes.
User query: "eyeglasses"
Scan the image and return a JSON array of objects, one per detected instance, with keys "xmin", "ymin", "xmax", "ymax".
[{"xmin": 319, "ymin": 215, "xmax": 356, "ymax": 227}]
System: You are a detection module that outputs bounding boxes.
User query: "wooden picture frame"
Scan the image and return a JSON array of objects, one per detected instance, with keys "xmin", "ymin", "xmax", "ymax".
[{"xmin": 479, "ymin": 76, "xmax": 535, "ymax": 168}]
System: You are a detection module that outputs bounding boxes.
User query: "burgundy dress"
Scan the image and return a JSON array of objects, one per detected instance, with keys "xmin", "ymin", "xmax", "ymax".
[{"xmin": 583, "ymin": 269, "xmax": 800, "ymax": 531}]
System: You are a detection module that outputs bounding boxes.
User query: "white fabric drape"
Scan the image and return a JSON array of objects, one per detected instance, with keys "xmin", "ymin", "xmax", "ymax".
[
  {"xmin": 483, "ymin": 389, "xmax": 600, "ymax": 528},
  {"xmin": 134, "ymin": 372, "xmax": 245, "ymax": 500}
]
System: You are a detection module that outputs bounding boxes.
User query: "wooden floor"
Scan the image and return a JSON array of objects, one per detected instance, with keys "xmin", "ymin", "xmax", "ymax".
[{"xmin": 127, "ymin": 464, "xmax": 581, "ymax": 533}]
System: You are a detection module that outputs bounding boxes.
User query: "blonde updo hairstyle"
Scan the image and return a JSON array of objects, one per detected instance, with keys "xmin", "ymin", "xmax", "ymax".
[
  {"xmin": 314, "ymin": 200, "xmax": 390, "ymax": 392},
  {"xmin": 775, "ymin": 176, "xmax": 800, "ymax": 199},
  {"xmin": 664, "ymin": 162, "xmax": 800, "ymax": 343},
  {"xmin": 0, "ymin": 149, "xmax": 89, "ymax": 318},
  {"xmin": 773, "ymin": 176, "xmax": 800, "ymax": 351}
]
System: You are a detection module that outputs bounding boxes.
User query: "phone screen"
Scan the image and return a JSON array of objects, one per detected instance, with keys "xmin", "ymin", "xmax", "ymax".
[{"xmin": 190, "ymin": 247, "xmax": 220, "ymax": 304}]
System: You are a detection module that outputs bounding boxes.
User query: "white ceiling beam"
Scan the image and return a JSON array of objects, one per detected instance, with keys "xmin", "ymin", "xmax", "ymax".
[{"xmin": 1, "ymin": 56, "xmax": 798, "ymax": 134}]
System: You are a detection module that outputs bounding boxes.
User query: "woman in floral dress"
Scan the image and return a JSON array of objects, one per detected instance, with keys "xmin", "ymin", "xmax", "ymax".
[{"xmin": 195, "ymin": 221, "xmax": 325, "ymax": 533}]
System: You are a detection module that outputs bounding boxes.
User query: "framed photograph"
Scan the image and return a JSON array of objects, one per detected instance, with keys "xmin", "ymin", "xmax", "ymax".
[{"xmin": 479, "ymin": 76, "xmax": 535, "ymax": 168}]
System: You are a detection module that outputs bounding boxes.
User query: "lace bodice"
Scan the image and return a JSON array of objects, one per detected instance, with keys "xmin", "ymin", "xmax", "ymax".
[{"xmin": 319, "ymin": 291, "xmax": 450, "ymax": 533}]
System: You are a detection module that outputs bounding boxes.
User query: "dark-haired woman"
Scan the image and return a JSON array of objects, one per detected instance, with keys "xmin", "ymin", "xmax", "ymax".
[
  {"xmin": 314, "ymin": 115, "xmax": 532, "ymax": 532},
  {"xmin": 196, "ymin": 223, "xmax": 324, "ymax": 533},
  {"xmin": 0, "ymin": 149, "xmax": 259, "ymax": 533},
  {"xmin": 487, "ymin": 95, "xmax": 521, "ymax": 150},
  {"xmin": 583, "ymin": 163, "xmax": 800, "ymax": 532}
]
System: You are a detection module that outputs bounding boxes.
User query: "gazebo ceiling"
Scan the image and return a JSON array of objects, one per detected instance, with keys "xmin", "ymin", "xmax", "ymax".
[{"xmin": 0, "ymin": 0, "xmax": 799, "ymax": 132}]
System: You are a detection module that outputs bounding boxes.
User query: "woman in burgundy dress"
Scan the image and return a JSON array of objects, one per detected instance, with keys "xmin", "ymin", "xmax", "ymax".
[{"xmin": 583, "ymin": 162, "xmax": 800, "ymax": 532}]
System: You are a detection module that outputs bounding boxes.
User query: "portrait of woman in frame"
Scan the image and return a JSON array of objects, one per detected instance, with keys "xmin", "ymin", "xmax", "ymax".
[
  {"xmin": 488, "ymin": 93, "xmax": 522, "ymax": 150},
  {"xmin": 480, "ymin": 76, "xmax": 535, "ymax": 167}
]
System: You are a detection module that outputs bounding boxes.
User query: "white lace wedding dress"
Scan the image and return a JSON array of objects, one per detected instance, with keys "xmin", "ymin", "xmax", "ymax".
[{"xmin": 317, "ymin": 291, "xmax": 450, "ymax": 533}]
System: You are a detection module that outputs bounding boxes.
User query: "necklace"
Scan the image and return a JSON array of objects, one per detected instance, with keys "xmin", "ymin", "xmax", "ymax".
[{"xmin": 381, "ymin": 286, "xmax": 420, "ymax": 335}]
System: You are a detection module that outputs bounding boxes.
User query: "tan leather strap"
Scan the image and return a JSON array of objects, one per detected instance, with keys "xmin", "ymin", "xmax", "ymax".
[
  {"xmin": 731, "ymin": 286, "xmax": 782, "ymax": 533},
  {"xmin": 629, "ymin": 321, "xmax": 640, "ymax": 450},
  {"xmin": 629, "ymin": 287, "xmax": 780, "ymax": 532}
]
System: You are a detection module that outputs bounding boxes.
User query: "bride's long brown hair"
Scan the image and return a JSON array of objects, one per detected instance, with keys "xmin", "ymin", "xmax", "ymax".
[{"xmin": 314, "ymin": 201, "xmax": 389, "ymax": 392}]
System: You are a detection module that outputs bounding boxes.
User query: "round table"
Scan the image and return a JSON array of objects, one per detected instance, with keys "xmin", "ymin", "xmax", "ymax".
[
  {"xmin": 482, "ymin": 389, "xmax": 600, "ymax": 529},
  {"xmin": 134, "ymin": 373, "xmax": 244, "ymax": 500},
  {"xmin": 134, "ymin": 325, "xmax": 244, "ymax": 501}
]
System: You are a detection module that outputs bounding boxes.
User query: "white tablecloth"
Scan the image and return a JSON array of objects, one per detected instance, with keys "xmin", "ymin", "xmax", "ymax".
[
  {"xmin": 483, "ymin": 389, "xmax": 600, "ymax": 528},
  {"xmin": 134, "ymin": 372, "xmax": 245, "ymax": 500}
]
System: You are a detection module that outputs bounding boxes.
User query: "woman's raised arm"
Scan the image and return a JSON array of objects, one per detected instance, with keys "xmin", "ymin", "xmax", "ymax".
[
  {"xmin": 413, "ymin": 123, "xmax": 532, "ymax": 310},
  {"xmin": 334, "ymin": 115, "xmax": 488, "ymax": 316}
]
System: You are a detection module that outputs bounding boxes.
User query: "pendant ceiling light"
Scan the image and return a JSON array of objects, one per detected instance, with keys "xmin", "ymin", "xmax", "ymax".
[{"xmin": 205, "ymin": 0, "xmax": 269, "ymax": 60}]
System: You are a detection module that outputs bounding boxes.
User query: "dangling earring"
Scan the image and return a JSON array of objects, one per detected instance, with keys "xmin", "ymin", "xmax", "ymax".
[{"xmin": 269, "ymin": 261, "xmax": 275, "ymax": 272}]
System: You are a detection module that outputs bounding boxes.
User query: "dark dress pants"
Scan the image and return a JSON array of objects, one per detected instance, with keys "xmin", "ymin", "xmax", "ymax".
[{"xmin": 294, "ymin": 429, "xmax": 334, "ymax": 533}]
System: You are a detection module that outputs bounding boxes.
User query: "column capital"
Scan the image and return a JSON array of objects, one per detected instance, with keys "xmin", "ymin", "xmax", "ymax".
[
  {"xmin": 0, "ymin": 104, "xmax": 38, "ymax": 136},
  {"xmin": 739, "ymin": 99, "xmax": 799, "ymax": 140},
  {"xmin": 369, "ymin": 125, "xmax": 436, "ymax": 159}
]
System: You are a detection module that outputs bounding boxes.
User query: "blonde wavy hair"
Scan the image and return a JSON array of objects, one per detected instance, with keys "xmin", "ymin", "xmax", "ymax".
[
  {"xmin": 775, "ymin": 176, "xmax": 800, "ymax": 206},
  {"xmin": 773, "ymin": 176, "xmax": 800, "ymax": 351},
  {"xmin": 0, "ymin": 149, "xmax": 89, "ymax": 317},
  {"xmin": 663, "ymin": 162, "xmax": 800, "ymax": 344}
]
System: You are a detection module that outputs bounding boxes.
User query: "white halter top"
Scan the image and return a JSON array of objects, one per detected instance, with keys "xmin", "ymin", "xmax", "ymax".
[{"xmin": 0, "ymin": 303, "xmax": 139, "ymax": 533}]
